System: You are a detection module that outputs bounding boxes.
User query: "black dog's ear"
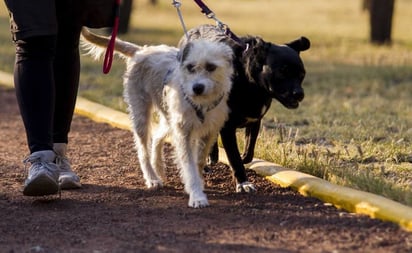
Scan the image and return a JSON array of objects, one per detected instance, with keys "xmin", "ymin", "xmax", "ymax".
[
  {"xmin": 286, "ymin": 37, "xmax": 311, "ymax": 52},
  {"xmin": 177, "ymin": 42, "xmax": 193, "ymax": 63},
  {"xmin": 243, "ymin": 37, "xmax": 270, "ymax": 83}
]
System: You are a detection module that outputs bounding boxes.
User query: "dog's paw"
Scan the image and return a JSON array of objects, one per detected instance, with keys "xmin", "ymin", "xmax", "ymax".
[
  {"xmin": 236, "ymin": 181, "xmax": 256, "ymax": 193},
  {"xmin": 145, "ymin": 179, "xmax": 163, "ymax": 189},
  {"xmin": 188, "ymin": 193, "xmax": 209, "ymax": 208}
]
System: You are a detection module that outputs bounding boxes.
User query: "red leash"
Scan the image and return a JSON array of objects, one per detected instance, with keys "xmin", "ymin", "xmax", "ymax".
[{"xmin": 103, "ymin": 0, "xmax": 122, "ymax": 74}]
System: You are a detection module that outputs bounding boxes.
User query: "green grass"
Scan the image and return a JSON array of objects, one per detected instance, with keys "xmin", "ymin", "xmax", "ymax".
[{"xmin": 0, "ymin": 0, "xmax": 411, "ymax": 206}]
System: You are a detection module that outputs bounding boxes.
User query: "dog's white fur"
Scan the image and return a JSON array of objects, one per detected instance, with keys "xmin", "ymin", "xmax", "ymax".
[{"xmin": 81, "ymin": 28, "xmax": 233, "ymax": 208}]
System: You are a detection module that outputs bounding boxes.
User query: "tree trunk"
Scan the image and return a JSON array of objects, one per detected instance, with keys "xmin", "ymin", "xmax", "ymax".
[{"xmin": 368, "ymin": 0, "xmax": 395, "ymax": 45}]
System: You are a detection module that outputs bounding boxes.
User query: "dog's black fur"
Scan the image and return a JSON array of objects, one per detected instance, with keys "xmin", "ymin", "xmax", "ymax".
[{"xmin": 179, "ymin": 24, "xmax": 310, "ymax": 191}]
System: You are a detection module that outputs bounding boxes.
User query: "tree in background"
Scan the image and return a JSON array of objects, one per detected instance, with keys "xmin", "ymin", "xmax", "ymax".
[{"xmin": 363, "ymin": 0, "xmax": 395, "ymax": 45}]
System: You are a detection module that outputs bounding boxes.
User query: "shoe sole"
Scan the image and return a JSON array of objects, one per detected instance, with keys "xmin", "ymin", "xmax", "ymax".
[
  {"xmin": 59, "ymin": 178, "xmax": 82, "ymax": 190},
  {"xmin": 23, "ymin": 174, "xmax": 59, "ymax": 196}
]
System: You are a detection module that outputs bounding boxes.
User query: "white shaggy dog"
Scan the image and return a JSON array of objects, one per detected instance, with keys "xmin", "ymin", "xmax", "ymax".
[{"xmin": 81, "ymin": 28, "xmax": 233, "ymax": 208}]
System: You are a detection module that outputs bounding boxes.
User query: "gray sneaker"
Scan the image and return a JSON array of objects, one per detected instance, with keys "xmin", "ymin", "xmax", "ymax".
[
  {"xmin": 54, "ymin": 143, "xmax": 81, "ymax": 189},
  {"xmin": 23, "ymin": 150, "xmax": 60, "ymax": 196}
]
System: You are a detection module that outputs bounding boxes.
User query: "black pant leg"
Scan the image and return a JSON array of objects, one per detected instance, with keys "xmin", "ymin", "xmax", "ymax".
[
  {"xmin": 14, "ymin": 36, "xmax": 57, "ymax": 153},
  {"xmin": 52, "ymin": 28, "xmax": 81, "ymax": 144}
]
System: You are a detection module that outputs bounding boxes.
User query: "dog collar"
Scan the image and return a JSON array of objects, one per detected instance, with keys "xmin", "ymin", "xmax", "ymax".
[{"xmin": 182, "ymin": 88, "xmax": 225, "ymax": 123}]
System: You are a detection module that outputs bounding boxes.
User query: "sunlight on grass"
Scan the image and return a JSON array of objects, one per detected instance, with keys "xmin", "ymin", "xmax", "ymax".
[{"xmin": 0, "ymin": 0, "xmax": 411, "ymax": 206}]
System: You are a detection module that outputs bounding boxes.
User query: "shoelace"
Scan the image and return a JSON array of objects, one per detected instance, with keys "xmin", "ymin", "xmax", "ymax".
[
  {"xmin": 23, "ymin": 154, "xmax": 62, "ymax": 198},
  {"xmin": 23, "ymin": 156, "xmax": 47, "ymax": 177},
  {"xmin": 23, "ymin": 155, "xmax": 54, "ymax": 178},
  {"xmin": 54, "ymin": 155, "xmax": 71, "ymax": 172}
]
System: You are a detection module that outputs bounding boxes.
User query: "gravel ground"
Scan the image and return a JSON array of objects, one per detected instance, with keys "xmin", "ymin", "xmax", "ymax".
[{"xmin": 1, "ymin": 86, "xmax": 411, "ymax": 253}]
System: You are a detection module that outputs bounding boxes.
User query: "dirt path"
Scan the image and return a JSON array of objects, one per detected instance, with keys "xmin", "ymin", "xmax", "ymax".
[{"xmin": 1, "ymin": 86, "xmax": 411, "ymax": 253}]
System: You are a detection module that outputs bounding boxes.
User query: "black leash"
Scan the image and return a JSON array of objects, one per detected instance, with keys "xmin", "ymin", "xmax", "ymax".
[{"xmin": 192, "ymin": 0, "xmax": 248, "ymax": 50}]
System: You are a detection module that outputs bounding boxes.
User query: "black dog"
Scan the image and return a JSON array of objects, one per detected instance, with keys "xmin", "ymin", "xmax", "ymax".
[{"xmin": 179, "ymin": 24, "xmax": 310, "ymax": 192}]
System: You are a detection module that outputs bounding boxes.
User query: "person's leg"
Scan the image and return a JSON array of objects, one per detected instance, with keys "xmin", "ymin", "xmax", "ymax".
[
  {"xmin": 52, "ymin": 26, "xmax": 81, "ymax": 145},
  {"xmin": 52, "ymin": 36, "xmax": 82, "ymax": 188},
  {"xmin": 51, "ymin": 0, "xmax": 117, "ymax": 189},
  {"xmin": 52, "ymin": 0, "xmax": 117, "ymax": 143},
  {"xmin": 5, "ymin": 0, "xmax": 58, "ymax": 153},
  {"xmin": 5, "ymin": 0, "xmax": 60, "ymax": 196},
  {"xmin": 14, "ymin": 36, "xmax": 61, "ymax": 196},
  {"xmin": 14, "ymin": 36, "xmax": 57, "ymax": 153},
  {"xmin": 15, "ymin": 32, "xmax": 82, "ymax": 190},
  {"xmin": 52, "ymin": 1, "xmax": 83, "ymax": 189}
]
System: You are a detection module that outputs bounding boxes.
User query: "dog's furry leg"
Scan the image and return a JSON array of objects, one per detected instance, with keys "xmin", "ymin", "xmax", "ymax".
[
  {"xmin": 133, "ymin": 129, "xmax": 163, "ymax": 189},
  {"xmin": 198, "ymin": 133, "xmax": 218, "ymax": 174},
  {"xmin": 173, "ymin": 129, "xmax": 209, "ymax": 208},
  {"xmin": 126, "ymin": 92, "xmax": 163, "ymax": 189},
  {"xmin": 150, "ymin": 116, "xmax": 169, "ymax": 180},
  {"xmin": 208, "ymin": 142, "xmax": 219, "ymax": 166},
  {"xmin": 241, "ymin": 121, "xmax": 261, "ymax": 164},
  {"xmin": 220, "ymin": 127, "xmax": 256, "ymax": 193}
]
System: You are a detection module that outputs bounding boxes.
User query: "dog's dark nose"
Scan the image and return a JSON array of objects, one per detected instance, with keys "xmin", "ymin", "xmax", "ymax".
[
  {"xmin": 193, "ymin": 83, "xmax": 205, "ymax": 95},
  {"xmin": 293, "ymin": 89, "xmax": 304, "ymax": 101}
]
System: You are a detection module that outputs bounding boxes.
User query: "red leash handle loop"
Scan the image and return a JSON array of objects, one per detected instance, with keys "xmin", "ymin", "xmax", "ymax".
[{"xmin": 103, "ymin": 0, "xmax": 121, "ymax": 74}]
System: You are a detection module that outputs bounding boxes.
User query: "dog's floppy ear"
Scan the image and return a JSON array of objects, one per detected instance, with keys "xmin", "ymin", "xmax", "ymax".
[
  {"xmin": 177, "ymin": 42, "xmax": 193, "ymax": 63},
  {"xmin": 243, "ymin": 37, "xmax": 270, "ymax": 83},
  {"xmin": 286, "ymin": 37, "xmax": 311, "ymax": 53}
]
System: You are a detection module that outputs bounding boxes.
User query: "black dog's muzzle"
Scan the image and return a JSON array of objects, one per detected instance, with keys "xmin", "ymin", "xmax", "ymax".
[
  {"xmin": 292, "ymin": 87, "xmax": 304, "ymax": 102},
  {"xmin": 274, "ymin": 87, "xmax": 304, "ymax": 109}
]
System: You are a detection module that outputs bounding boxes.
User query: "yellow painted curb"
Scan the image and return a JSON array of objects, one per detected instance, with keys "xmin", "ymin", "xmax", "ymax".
[
  {"xmin": 75, "ymin": 97, "xmax": 131, "ymax": 131},
  {"xmin": 0, "ymin": 71, "xmax": 131, "ymax": 130},
  {"xmin": 0, "ymin": 70, "xmax": 131, "ymax": 130},
  {"xmin": 245, "ymin": 159, "xmax": 412, "ymax": 232},
  {"xmin": 1, "ymin": 70, "xmax": 411, "ymax": 232}
]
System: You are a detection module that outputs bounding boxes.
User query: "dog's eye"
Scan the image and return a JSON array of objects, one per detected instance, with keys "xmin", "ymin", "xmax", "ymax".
[
  {"xmin": 205, "ymin": 63, "xmax": 217, "ymax": 72},
  {"xmin": 186, "ymin": 64, "xmax": 195, "ymax": 73}
]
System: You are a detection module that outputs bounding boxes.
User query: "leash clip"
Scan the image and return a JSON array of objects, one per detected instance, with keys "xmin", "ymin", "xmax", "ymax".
[
  {"xmin": 204, "ymin": 10, "xmax": 227, "ymax": 32},
  {"xmin": 172, "ymin": 0, "xmax": 181, "ymax": 8},
  {"xmin": 206, "ymin": 11, "xmax": 215, "ymax": 19}
]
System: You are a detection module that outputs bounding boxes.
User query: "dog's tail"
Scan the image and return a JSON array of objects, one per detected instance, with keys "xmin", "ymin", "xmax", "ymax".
[{"xmin": 80, "ymin": 27, "xmax": 140, "ymax": 60}]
